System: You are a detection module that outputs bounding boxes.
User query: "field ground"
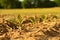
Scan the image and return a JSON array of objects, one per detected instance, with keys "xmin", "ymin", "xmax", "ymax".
[
  {"xmin": 0, "ymin": 7, "xmax": 60, "ymax": 16},
  {"xmin": 0, "ymin": 7, "xmax": 60, "ymax": 40}
]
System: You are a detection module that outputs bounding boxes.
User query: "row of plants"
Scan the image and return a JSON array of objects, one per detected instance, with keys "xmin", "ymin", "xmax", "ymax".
[{"xmin": 0, "ymin": 14, "xmax": 60, "ymax": 40}]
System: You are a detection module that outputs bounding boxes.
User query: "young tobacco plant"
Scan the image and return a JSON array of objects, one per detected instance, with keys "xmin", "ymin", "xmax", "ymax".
[
  {"xmin": 17, "ymin": 15, "xmax": 23, "ymax": 26},
  {"xmin": 29, "ymin": 17, "xmax": 35, "ymax": 24}
]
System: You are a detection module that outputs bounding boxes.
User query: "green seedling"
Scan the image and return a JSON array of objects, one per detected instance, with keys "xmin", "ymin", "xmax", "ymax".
[
  {"xmin": 29, "ymin": 17, "xmax": 35, "ymax": 24},
  {"xmin": 17, "ymin": 15, "xmax": 23, "ymax": 26}
]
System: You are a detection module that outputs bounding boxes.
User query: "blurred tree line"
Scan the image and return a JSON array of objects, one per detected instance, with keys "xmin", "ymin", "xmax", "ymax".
[{"xmin": 0, "ymin": 0, "xmax": 60, "ymax": 9}]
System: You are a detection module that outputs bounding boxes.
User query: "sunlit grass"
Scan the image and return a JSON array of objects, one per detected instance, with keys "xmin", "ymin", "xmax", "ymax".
[{"xmin": 0, "ymin": 7, "xmax": 60, "ymax": 16}]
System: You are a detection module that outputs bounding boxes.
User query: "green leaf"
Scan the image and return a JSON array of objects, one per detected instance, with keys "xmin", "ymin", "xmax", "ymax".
[{"xmin": 17, "ymin": 15, "xmax": 22, "ymax": 24}]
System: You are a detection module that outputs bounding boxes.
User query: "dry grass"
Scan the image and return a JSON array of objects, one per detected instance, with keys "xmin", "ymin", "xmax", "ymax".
[
  {"xmin": 0, "ymin": 14, "xmax": 60, "ymax": 40},
  {"xmin": 0, "ymin": 7, "xmax": 60, "ymax": 16}
]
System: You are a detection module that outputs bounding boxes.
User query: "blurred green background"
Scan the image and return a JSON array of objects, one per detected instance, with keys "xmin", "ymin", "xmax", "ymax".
[{"xmin": 0, "ymin": 0, "xmax": 60, "ymax": 9}]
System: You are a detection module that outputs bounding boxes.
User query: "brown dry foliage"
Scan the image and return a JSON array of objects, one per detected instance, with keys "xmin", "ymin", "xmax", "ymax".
[{"xmin": 0, "ymin": 14, "xmax": 60, "ymax": 40}]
